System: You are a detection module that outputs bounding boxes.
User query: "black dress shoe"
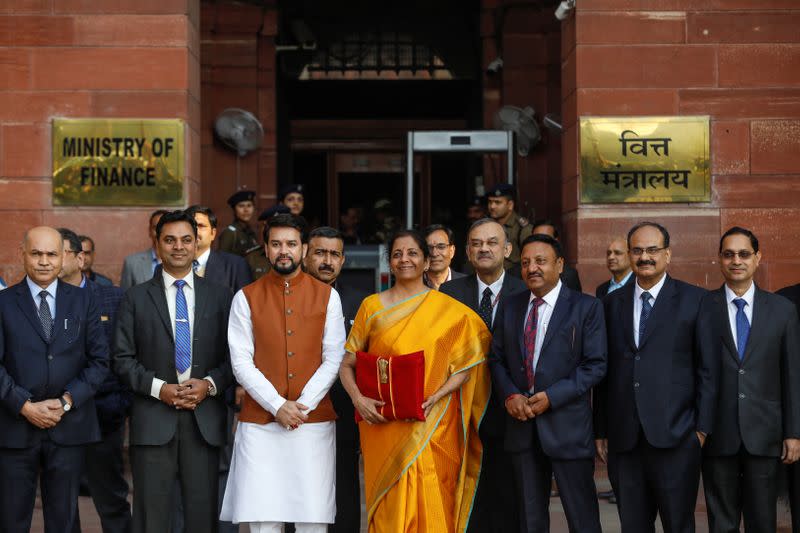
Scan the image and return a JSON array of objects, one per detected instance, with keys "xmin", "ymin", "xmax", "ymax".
[{"xmin": 597, "ymin": 489, "xmax": 614, "ymax": 499}]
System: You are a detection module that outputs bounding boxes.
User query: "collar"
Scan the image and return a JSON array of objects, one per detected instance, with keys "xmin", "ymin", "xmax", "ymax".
[
  {"xmin": 79, "ymin": 275, "xmax": 87, "ymax": 289},
  {"xmin": 725, "ymin": 282, "xmax": 755, "ymax": 308},
  {"xmin": 529, "ymin": 279, "xmax": 562, "ymax": 308},
  {"xmin": 196, "ymin": 248, "xmax": 211, "ymax": 268},
  {"xmin": 26, "ymin": 276, "xmax": 58, "ymax": 298},
  {"xmin": 162, "ymin": 269, "xmax": 194, "ymax": 290},
  {"xmin": 609, "ymin": 270, "xmax": 633, "ymax": 290},
  {"xmin": 477, "ymin": 270, "xmax": 505, "ymax": 296},
  {"xmin": 635, "ymin": 273, "xmax": 667, "ymax": 301}
]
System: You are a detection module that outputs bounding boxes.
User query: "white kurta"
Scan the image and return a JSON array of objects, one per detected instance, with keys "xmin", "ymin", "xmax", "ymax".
[{"xmin": 220, "ymin": 285, "xmax": 346, "ymax": 524}]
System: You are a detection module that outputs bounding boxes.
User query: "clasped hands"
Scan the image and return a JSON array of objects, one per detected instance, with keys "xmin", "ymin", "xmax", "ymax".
[
  {"xmin": 159, "ymin": 378, "xmax": 210, "ymax": 410},
  {"xmin": 505, "ymin": 392, "xmax": 550, "ymax": 421},
  {"xmin": 20, "ymin": 398, "xmax": 64, "ymax": 429}
]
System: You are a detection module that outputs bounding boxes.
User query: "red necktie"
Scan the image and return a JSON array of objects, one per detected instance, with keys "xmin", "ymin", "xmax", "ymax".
[{"xmin": 524, "ymin": 298, "xmax": 545, "ymax": 389}]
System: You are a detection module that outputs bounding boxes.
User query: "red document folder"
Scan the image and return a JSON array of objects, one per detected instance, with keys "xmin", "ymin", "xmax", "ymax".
[{"xmin": 355, "ymin": 350, "xmax": 426, "ymax": 422}]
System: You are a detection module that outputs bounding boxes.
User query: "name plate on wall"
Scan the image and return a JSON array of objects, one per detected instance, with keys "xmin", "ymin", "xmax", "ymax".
[
  {"xmin": 52, "ymin": 118, "xmax": 185, "ymax": 206},
  {"xmin": 580, "ymin": 116, "xmax": 710, "ymax": 203}
]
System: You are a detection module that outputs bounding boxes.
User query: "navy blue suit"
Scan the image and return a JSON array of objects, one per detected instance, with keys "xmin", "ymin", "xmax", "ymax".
[
  {"xmin": 594, "ymin": 275, "xmax": 713, "ymax": 533},
  {"xmin": 204, "ymin": 250, "xmax": 252, "ymax": 294},
  {"xmin": 491, "ymin": 284, "xmax": 606, "ymax": 533},
  {"xmin": 0, "ymin": 278, "xmax": 109, "ymax": 533}
]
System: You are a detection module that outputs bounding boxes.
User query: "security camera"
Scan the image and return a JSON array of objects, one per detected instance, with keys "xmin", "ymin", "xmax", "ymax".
[
  {"xmin": 555, "ymin": 0, "xmax": 576, "ymax": 21},
  {"xmin": 486, "ymin": 57, "xmax": 504, "ymax": 75}
]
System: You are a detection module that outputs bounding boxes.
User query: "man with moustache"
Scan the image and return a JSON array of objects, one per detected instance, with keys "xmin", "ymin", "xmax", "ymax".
[
  {"xmin": 440, "ymin": 217, "xmax": 526, "ymax": 533},
  {"xmin": 221, "ymin": 214, "xmax": 345, "ymax": 533},
  {"xmin": 58, "ymin": 228, "xmax": 132, "ymax": 533},
  {"xmin": 596, "ymin": 236, "xmax": 633, "ymax": 299},
  {"xmin": 113, "ymin": 210, "xmax": 234, "ymax": 533},
  {"xmin": 0, "ymin": 226, "xmax": 108, "ymax": 533},
  {"xmin": 594, "ymin": 222, "xmax": 714, "ymax": 533},
  {"xmin": 187, "ymin": 205, "xmax": 252, "ymax": 293},
  {"xmin": 490, "ymin": 234, "xmax": 606, "ymax": 533},
  {"xmin": 699, "ymin": 227, "xmax": 800, "ymax": 532},
  {"xmin": 121, "ymin": 209, "xmax": 168, "ymax": 290},
  {"xmin": 303, "ymin": 226, "xmax": 368, "ymax": 533},
  {"xmin": 530, "ymin": 220, "xmax": 582, "ymax": 293},
  {"xmin": 245, "ymin": 205, "xmax": 291, "ymax": 281},
  {"xmin": 423, "ymin": 224, "xmax": 465, "ymax": 290}
]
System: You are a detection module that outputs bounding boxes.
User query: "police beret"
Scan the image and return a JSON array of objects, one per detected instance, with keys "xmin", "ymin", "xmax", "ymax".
[
  {"xmin": 257, "ymin": 204, "xmax": 291, "ymax": 221},
  {"xmin": 469, "ymin": 195, "xmax": 486, "ymax": 207},
  {"xmin": 278, "ymin": 183, "xmax": 304, "ymax": 201},
  {"xmin": 227, "ymin": 190, "xmax": 256, "ymax": 208},
  {"xmin": 487, "ymin": 183, "xmax": 516, "ymax": 199}
]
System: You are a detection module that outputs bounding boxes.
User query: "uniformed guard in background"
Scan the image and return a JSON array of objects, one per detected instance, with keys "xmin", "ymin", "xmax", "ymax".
[
  {"xmin": 245, "ymin": 204, "xmax": 290, "ymax": 280},
  {"xmin": 218, "ymin": 190, "xmax": 258, "ymax": 257},
  {"xmin": 486, "ymin": 184, "xmax": 531, "ymax": 273},
  {"xmin": 278, "ymin": 184, "xmax": 305, "ymax": 216}
]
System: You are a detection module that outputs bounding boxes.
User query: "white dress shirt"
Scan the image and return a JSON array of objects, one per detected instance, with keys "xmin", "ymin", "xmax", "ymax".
[
  {"xmin": 227, "ymin": 286, "xmax": 346, "ymax": 416},
  {"xmin": 26, "ymin": 276, "xmax": 57, "ymax": 319},
  {"xmin": 725, "ymin": 282, "xmax": 755, "ymax": 351},
  {"xmin": 523, "ymin": 280, "xmax": 562, "ymax": 392},
  {"xmin": 149, "ymin": 270, "xmax": 216, "ymax": 399},
  {"xmin": 477, "ymin": 271, "xmax": 506, "ymax": 325},
  {"xmin": 633, "ymin": 273, "xmax": 667, "ymax": 348}
]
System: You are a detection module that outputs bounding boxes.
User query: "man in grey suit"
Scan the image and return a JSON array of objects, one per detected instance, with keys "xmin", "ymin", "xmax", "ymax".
[
  {"xmin": 120, "ymin": 210, "xmax": 167, "ymax": 290},
  {"xmin": 113, "ymin": 210, "xmax": 233, "ymax": 533},
  {"xmin": 440, "ymin": 218, "xmax": 526, "ymax": 533},
  {"xmin": 700, "ymin": 226, "xmax": 800, "ymax": 532}
]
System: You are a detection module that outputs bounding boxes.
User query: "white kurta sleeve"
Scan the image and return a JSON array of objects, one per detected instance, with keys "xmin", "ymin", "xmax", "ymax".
[
  {"xmin": 228, "ymin": 290, "xmax": 287, "ymax": 416},
  {"xmin": 296, "ymin": 288, "xmax": 346, "ymax": 412}
]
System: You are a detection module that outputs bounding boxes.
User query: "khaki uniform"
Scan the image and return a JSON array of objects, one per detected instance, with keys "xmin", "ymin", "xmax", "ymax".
[
  {"xmin": 503, "ymin": 211, "xmax": 532, "ymax": 271},
  {"xmin": 218, "ymin": 219, "xmax": 258, "ymax": 257},
  {"xmin": 245, "ymin": 245, "xmax": 270, "ymax": 280}
]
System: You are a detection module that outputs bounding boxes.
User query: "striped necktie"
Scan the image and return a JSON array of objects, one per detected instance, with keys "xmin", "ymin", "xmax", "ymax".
[
  {"xmin": 639, "ymin": 291, "xmax": 653, "ymax": 346},
  {"xmin": 523, "ymin": 298, "xmax": 545, "ymax": 389},
  {"xmin": 733, "ymin": 298, "xmax": 750, "ymax": 361},
  {"xmin": 174, "ymin": 280, "xmax": 191, "ymax": 374}
]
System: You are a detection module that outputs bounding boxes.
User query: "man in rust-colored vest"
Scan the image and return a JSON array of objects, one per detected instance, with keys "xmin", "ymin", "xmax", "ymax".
[{"xmin": 220, "ymin": 214, "xmax": 345, "ymax": 533}]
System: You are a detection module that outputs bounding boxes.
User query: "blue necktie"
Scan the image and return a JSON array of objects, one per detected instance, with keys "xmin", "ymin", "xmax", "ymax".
[
  {"xmin": 639, "ymin": 291, "xmax": 652, "ymax": 346},
  {"xmin": 733, "ymin": 298, "xmax": 750, "ymax": 361},
  {"xmin": 174, "ymin": 280, "xmax": 191, "ymax": 374}
]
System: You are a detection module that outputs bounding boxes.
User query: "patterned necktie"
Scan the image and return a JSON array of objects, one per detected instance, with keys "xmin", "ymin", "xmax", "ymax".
[
  {"xmin": 733, "ymin": 298, "xmax": 750, "ymax": 361},
  {"xmin": 478, "ymin": 287, "xmax": 493, "ymax": 329},
  {"xmin": 639, "ymin": 291, "xmax": 653, "ymax": 346},
  {"xmin": 523, "ymin": 297, "xmax": 545, "ymax": 389},
  {"xmin": 193, "ymin": 260, "xmax": 205, "ymax": 278},
  {"xmin": 38, "ymin": 290, "xmax": 53, "ymax": 341},
  {"xmin": 174, "ymin": 280, "xmax": 191, "ymax": 374}
]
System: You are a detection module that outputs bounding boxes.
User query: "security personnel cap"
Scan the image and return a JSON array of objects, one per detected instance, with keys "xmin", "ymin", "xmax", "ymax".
[
  {"xmin": 488, "ymin": 183, "xmax": 516, "ymax": 200},
  {"xmin": 279, "ymin": 183, "xmax": 305, "ymax": 201},
  {"xmin": 469, "ymin": 195, "xmax": 486, "ymax": 207},
  {"xmin": 257, "ymin": 204, "xmax": 291, "ymax": 221},
  {"xmin": 227, "ymin": 190, "xmax": 256, "ymax": 208}
]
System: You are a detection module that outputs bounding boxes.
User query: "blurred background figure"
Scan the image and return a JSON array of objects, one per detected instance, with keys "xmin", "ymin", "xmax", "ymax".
[
  {"xmin": 279, "ymin": 184, "xmax": 305, "ymax": 216},
  {"xmin": 120, "ymin": 209, "xmax": 167, "ymax": 290},
  {"xmin": 218, "ymin": 190, "xmax": 258, "ymax": 257},
  {"xmin": 79, "ymin": 235, "xmax": 113, "ymax": 287}
]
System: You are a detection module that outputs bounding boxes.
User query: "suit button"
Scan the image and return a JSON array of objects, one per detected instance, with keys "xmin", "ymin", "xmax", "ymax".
[
  {"xmin": 288, "ymin": 373, "xmax": 294, "ymax": 379},
  {"xmin": 48, "ymin": 355, "xmax": 53, "ymax": 361},
  {"xmin": 635, "ymin": 356, "xmax": 640, "ymax": 361},
  {"xmin": 287, "ymin": 330, "xmax": 293, "ymax": 336},
  {"xmin": 284, "ymin": 290, "xmax": 291, "ymax": 296},
  {"xmin": 287, "ymin": 351, "xmax": 294, "ymax": 357},
  {"xmin": 634, "ymin": 382, "xmax": 640, "ymax": 389},
  {"xmin": 739, "ymin": 393, "xmax": 746, "ymax": 399},
  {"xmin": 739, "ymin": 369, "xmax": 745, "ymax": 375},
  {"xmin": 286, "ymin": 309, "xmax": 293, "ymax": 315},
  {"xmin": 520, "ymin": 366, "xmax": 525, "ymax": 372}
]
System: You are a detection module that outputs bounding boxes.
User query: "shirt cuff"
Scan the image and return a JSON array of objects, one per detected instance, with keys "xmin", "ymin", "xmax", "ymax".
[
  {"xmin": 203, "ymin": 376, "xmax": 217, "ymax": 396},
  {"xmin": 151, "ymin": 377, "xmax": 166, "ymax": 400}
]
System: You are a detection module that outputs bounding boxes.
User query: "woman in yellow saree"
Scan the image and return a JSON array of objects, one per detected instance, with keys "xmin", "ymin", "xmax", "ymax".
[{"xmin": 339, "ymin": 229, "xmax": 491, "ymax": 533}]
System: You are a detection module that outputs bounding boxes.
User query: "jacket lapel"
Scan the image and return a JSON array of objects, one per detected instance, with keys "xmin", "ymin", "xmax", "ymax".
[
  {"xmin": 15, "ymin": 281, "xmax": 48, "ymax": 343},
  {"xmin": 49, "ymin": 280, "xmax": 70, "ymax": 345},
  {"xmin": 147, "ymin": 276, "xmax": 175, "ymax": 342},
  {"xmin": 205, "ymin": 251, "xmax": 218, "ymax": 279},
  {"xmin": 620, "ymin": 282, "xmax": 636, "ymax": 352},
  {"xmin": 465, "ymin": 275, "xmax": 479, "ymax": 312},
  {"xmin": 742, "ymin": 286, "xmax": 767, "ymax": 364},
  {"xmin": 711, "ymin": 286, "xmax": 739, "ymax": 363},
  {"xmin": 638, "ymin": 275, "xmax": 676, "ymax": 350},
  {"xmin": 515, "ymin": 291, "xmax": 531, "ymax": 364},
  {"xmin": 539, "ymin": 286, "xmax": 572, "ymax": 355}
]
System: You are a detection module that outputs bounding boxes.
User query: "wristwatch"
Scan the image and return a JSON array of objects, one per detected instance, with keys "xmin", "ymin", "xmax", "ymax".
[
  {"xmin": 204, "ymin": 378, "xmax": 216, "ymax": 396},
  {"xmin": 59, "ymin": 396, "xmax": 71, "ymax": 412}
]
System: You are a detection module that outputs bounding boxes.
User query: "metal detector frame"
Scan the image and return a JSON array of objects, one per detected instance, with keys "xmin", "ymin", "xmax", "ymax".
[{"xmin": 405, "ymin": 130, "xmax": 515, "ymax": 229}]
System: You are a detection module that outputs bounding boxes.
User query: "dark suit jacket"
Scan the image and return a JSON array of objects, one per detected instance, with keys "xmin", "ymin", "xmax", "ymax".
[
  {"xmin": 594, "ymin": 275, "xmax": 714, "ymax": 453},
  {"xmin": 85, "ymin": 279, "xmax": 130, "ymax": 433},
  {"xmin": 0, "ymin": 279, "xmax": 108, "ymax": 448},
  {"xmin": 701, "ymin": 285, "xmax": 800, "ymax": 457},
  {"xmin": 204, "ymin": 250, "xmax": 253, "ymax": 294},
  {"xmin": 441, "ymin": 272, "xmax": 527, "ymax": 440},
  {"xmin": 778, "ymin": 283, "xmax": 800, "ymax": 315},
  {"xmin": 490, "ymin": 285, "xmax": 607, "ymax": 458},
  {"xmin": 595, "ymin": 272, "xmax": 634, "ymax": 299},
  {"xmin": 112, "ymin": 274, "xmax": 233, "ymax": 448}
]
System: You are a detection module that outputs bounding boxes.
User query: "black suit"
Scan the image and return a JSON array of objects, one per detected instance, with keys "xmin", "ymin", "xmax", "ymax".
[
  {"xmin": 594, "ymin": 275, "xmax": 713, "ymax": 533},
  {"xmin": 440, "ymin": 272, "xmax": 526, "ymax": 533},
  {"xmin": 328, "ymin": 282, "xmax": 368, "ymax": 533},
  {"xmin": 204, "ymin": 250, "xmax": 253, "ymax": 294},
  {"xmin": 0, "ymin": 279, "xmax": 109, "ymax": 533},
  {"xmin": 699, "ymin": 285, "xmax": 800, "ymax": 532},
  {"xmin": 113, "ymin": 273, "xmax": 233, "ymax": 533},
  {"xmin": 491, "ymin": 285, "xmax": 606, "ymax": 533}
]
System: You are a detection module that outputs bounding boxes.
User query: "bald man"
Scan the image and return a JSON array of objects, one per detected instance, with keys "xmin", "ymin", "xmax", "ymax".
[{"xmin": 0, "ymin": 227, "xmax": 109, "ymax": 533}]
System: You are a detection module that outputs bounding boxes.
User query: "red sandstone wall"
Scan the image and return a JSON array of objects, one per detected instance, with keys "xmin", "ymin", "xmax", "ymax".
[
  {"xmin": 562, "ymin": 1, "xmax": 800, "ymax": 292},
  {"xmin": 0, "ymin": 0, "xmax": 200, "ymax": 285}
]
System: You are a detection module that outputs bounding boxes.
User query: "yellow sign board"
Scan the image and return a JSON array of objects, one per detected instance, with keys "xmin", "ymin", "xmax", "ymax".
[
  {"xmin": 580, "ymin": 116, "xmax": 710, "ymax": 203},
  {"xmin": 52, "ymin": 118, "xmax": 185, "ymax": 206}
]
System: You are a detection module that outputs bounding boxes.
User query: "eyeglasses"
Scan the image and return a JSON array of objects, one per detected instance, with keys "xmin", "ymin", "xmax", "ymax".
[
  {"xmin": 720, "ymin": 250, "xmax": 754, "ymax": 260},
  {"xmin": 630, "ymin": 246, "xmax": 667, "ymax": 256},
  {"xmin": 428, "ymin": 243, "xmax": 451, "ymax": 253}
]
